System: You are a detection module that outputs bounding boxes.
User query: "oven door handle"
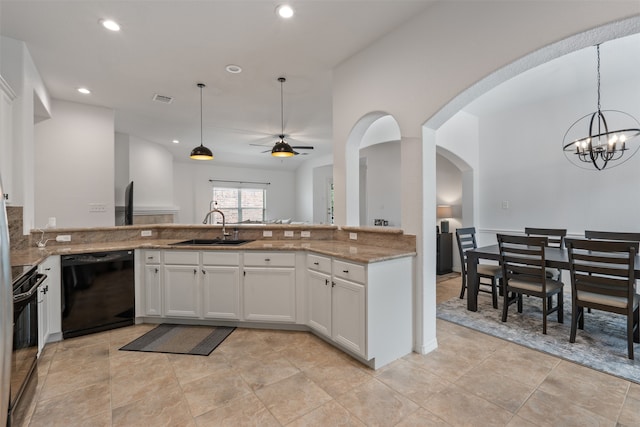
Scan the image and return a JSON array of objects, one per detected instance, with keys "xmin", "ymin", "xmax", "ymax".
[{"xmin": 13, "ymin": 273, "xmax": 47, "ymax": 303}]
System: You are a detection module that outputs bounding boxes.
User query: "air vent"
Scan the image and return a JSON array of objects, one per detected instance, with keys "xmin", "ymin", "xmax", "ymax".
[{"xmin": 152, "ymin": 94, "xmax": 174, "ymax": 104}]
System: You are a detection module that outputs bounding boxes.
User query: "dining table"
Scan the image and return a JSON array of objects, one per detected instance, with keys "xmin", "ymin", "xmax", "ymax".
[
  {"xmin": 465, "ymin": 243, "xmax": 640, "ymax": 311},
  {"xmin": 466, "ymin": 244, "xmax": 570, "ymax": 311}
]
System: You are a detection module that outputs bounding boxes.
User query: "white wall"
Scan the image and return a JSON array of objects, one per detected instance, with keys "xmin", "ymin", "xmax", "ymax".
[
  {"xmin": 294, "ymin": 154, "xmax": 333, "ymax": 224},
  {"xmin": 477, "ymin": 72, "xmax": 640, "ymax": 238},
  {"xmin": 312, "ymin": 164, "xmax": 333, "ymax": 224},
  {"xmin": 173, "ymin": 162, "xmax": 297, "ymax": 224},
  {"xmin": 1, "ymin": 36, "xmax": 51, "ymax": 233},
  {"xmin": 114, "ymin": 132, "xmax": 130, "ymax": 207},
  {"xmin": 128, "ymin": 135, "xmax": 174, "ymax": 209},
  {"xmin": 361, "ymin": 141, "xmax": 401, "ymax": 227},
  {"xmin": 34, "ymin": 99, "xmax": 115, "ymax": 228},
  {"xmin": 332, "ymin": 2, "xmax": 639, "ymax": 354}
]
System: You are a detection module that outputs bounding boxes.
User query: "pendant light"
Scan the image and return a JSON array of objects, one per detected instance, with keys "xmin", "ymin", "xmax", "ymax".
[
  {"xmin": 562, "ymin": 44, "xmax": 640, "ymax": 170},
  {"xmin": 272, "ymin": 77, "xmax": 295, "ymax": 157},
  {"xmin": 190, "ymin": 83, "xmax": 214, "ymax": 160}
]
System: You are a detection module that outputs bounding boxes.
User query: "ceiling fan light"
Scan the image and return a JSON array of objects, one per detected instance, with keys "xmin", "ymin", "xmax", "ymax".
[
  {"xmin": 272, "ymin": 140, "xmax": 295, "ymax": 157},
  {"xmin": 190, "ymin": 144, "xmax": 214, "ymax": 160}
]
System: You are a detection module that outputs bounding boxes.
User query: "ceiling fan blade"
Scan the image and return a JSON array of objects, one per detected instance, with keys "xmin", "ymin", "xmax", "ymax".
[{"xmin": 290, "ymin": 146, "xmax": 314, "ymax": 150}]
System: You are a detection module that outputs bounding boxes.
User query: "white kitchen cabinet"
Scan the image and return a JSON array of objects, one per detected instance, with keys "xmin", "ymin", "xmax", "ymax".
[
  {"xmin": 37, "ymin": 255, "xmax": 61, "ymax": 354},
  {"xmin": 163, "ymin": 251, "xmax": 201, "ymax": 318},
  {"xmin": 143, "ymin": 250, "xmax": 162, "ymax": 316},
  {"xmin": 202, "ymin": 252, "xmax": 240, "ymax": 320},
  {"xmin": 306, "ymin": 254, "xmax": 332, "ymax": 337},
  {"xmin": 305, "ymin": 254, "xmax": 413, "ymax": 369},
  {"xmin": 243, "ymin": 252, "xmax": 296, "ymax": 322},
  {"xmin": 331, "ymin": 276, "xmax": 366, "ymax": 356}
]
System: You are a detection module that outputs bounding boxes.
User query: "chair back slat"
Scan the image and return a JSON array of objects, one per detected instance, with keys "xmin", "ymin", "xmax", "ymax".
[
  {"xmin": 585, "ymin": 230, "xmax": 640, "ymax": 242},
  {"xmin": 455, "ymin": 227, "xmax": 478, "ymax": 273},
  {"xmin": 525, "ymin": 227, "xmax": 567, "ymax": 248},
  {"xmin": 566, "ymin": 238, "xmax": 637, "ymax": 309},
  {"xmin": 497, "ymin": 234, "xmax": 548, "ymax": 283}
]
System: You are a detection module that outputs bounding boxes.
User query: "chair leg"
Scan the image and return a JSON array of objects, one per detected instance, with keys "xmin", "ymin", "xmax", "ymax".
[
  {"xmin": 542, "ymin": 296, "xmax": 548, "ymax": 335},
  {"xmin": 570, "ymin": 304, "xmax": 582, "ymax": 343},
  {"xmin": 628, "ymin": 308, "xmax": 635, "ymax": 360},
  {"xmin": 558, "ymin": 292, "xmax": 563, "ymax": 324},
  {"xmin": 491, "ymin": 278, "xmax": 498, "ymax": 309},
  {"xmin": 517, "ymin": 294, "xmax": 523, "ymax": 313},
  {"xmin": 634, "ymin": 306, "xmax": 639, "ymax": 343},
  {"xmin": 502, "ymin": 289, "xmax": 510, "ymax": 322},
  {"xmin": 579, "ymin": 306, "xmax": 585, "ymax": 330},
  {"xmin": 459, "ymin": 276, "xmax": 466, "ymax": 300}
]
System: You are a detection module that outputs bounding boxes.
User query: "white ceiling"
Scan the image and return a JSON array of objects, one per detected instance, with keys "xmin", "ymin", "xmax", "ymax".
[
  {"xmin": 0, "ymin": 0, "xmax": 436, "ymax": 170},
  {"xmin": 2, "ymin": 2, "xmax": 638, "ymax": 172}
]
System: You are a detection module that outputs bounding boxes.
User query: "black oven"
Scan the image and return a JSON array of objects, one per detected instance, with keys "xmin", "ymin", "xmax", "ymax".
[{"xmin": 8, "ymin": 265, "xmax": 45, "ymax": 426}]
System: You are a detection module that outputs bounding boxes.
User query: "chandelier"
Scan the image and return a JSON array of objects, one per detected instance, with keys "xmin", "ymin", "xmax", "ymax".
[{"xmin": 562, "ymin": 44, "xmax": 640, "ymax": 171}]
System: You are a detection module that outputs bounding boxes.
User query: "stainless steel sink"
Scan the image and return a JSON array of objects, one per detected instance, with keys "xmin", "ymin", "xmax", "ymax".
[{"xmin": 170, "ymin": 239, "xmax": 254, "ymax": 246}]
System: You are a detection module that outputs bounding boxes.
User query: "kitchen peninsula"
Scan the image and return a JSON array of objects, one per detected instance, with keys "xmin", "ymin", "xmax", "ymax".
[{"xmin": 11, "ymin": 224, "xmax": 416, "ymax": 369}]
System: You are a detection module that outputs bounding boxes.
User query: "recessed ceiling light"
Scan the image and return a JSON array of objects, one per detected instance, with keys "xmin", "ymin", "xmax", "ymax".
[
  {"xmin": 172, "ymin": 139, "xmax": 179, "ymax": 144},
  {"xmin": 100, "ymin": 19, "xmax": 121, "ymax": 31},
  {"xmin": 225, "ymin": 64, "xmax": 242, "ymax": 74},
  {"xmin": 276, "ymin": 4, "xmax": 294, "ymax": 18},
  {"xmin": 77, "ymin": 87, "xmax": 91, "ymax": 94}
]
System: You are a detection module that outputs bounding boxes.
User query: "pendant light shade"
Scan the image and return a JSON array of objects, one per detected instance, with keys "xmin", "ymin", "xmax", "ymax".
[
  {"xmin": 190, "ymin": 83, "xmax": 214, "ymax": 160},
  {"xmin": 272, "ymin": 77, "xmax": 295, "ymax": 158}
]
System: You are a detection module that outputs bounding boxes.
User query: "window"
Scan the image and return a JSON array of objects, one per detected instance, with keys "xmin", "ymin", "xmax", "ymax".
[{"xmin": 212, "ymin": 187, "xmax": 265, "ymax": 223}]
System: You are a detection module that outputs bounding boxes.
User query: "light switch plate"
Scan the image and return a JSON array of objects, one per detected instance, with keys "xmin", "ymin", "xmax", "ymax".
[
  {"xmin": 263, "ymin": 230, "xmax": 273, "ymax": 237},
  {"xmin": 56, "ymin": 235, "xmax": 71, "ymax": 242},
  {"xmin": 284, "ymin": 230, "xmax": 294, "ymax": 237},
  {"xmin": 141, "ymin": 230, "xmax": 152, "ymax": 237},
  {"xmin": 301, "ymin": 231, "xmax": 311, "ymax": 238},
  {"xmin": 349, "ymin": 232, "xmax": 357, "ymax": 240}
]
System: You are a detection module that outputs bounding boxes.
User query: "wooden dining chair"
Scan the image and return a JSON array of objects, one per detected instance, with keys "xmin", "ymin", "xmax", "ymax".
[
  {"xmin": 565, "ymin": 238, "xmax": 640, "ymax": 359},
  {"xmin": 525, "ymin": 227, "xmax": 567, "ymax": 281},
  {"xmin": 456, "ymin": 227, "xmax": 502, "ymax": 308},
  {"xmin": 497, "ymin": 234, "xmax": 564, "ymax": 334},
  {"xmin": 584, "ymin": 230, "xmax": 640, "ymax": 242}
]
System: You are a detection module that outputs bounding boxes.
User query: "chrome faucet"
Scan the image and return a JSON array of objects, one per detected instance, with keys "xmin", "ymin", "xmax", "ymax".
[{"xmin": 202, "ymin": 206, "xmax": 229, "ymax": 240}]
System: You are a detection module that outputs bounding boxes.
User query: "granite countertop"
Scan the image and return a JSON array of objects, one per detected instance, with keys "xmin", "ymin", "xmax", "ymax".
[{"xmin": 10, "ymin": 238, "xmax": 416, "ymax": 267}]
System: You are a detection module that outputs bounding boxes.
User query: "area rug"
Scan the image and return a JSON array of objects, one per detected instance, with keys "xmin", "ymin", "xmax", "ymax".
[
  {"xmin": 437, "ymin": 291, "xmax": 640, "ymax": 384},
  {"xmin": 120, "ymin": 324, "xmax": 235, "ymax": 356}
]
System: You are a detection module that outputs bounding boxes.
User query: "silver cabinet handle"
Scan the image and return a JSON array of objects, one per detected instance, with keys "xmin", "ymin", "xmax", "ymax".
[
  {"xmin": 265, "ymin": 258, "xmax": 271, "ymax": 262},
  {"xmin": 343, "ymin": 270, "xmax": 349, "ymax": 273},
  {"xmin": 314, "ymin": 262, "xmax": 319, "ymax": 266}
]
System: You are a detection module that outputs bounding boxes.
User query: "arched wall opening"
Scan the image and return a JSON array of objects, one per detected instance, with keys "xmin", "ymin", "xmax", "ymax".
[
  {"xmin": 418, "ymin": 17, "xmax": 640, "ymax": 354},
  {"xmin": 344, "ymin": 112, "xmax": 401, "ymax": 227}
]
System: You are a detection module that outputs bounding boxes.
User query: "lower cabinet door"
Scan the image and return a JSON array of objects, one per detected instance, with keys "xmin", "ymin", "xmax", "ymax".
[
  {"xmin": 332, "ymin": 277, "xmax": 366, "ymax": 358},
  {"xmin": 144, "ymin": 265, "xmax": 162, "ymax": 316},
  {"xmin": 202, "ymin": 266, "xmax": 240, "ymax": 319},
  {"xmin": 243, "ymin": 267, "xmax": 296, "ymax": 322},
  {"xmin": 307, "ymin": 269, "xmax": 331, "ymax": 337},
  {"xmin": 163, "ymin": 265, "xmax": 200, "ymax": 318}
]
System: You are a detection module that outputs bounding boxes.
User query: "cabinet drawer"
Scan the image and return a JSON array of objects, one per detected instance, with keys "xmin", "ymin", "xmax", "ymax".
[
  {"xmin": 244, "ymin": 252, "xmax": 295, "ymax": 267},
  {"xmin": 144, "ymin": 250, "xmax": 161, "ymax": 264},
  {"xmin": 202, "ymin": 251, "xmax": 240, "ymax": 266},
  {"xmin": 164, "ymin": 251, "xmax": 199, "ymax": 265},
  {"xmin": 307, "ymin": 254, "xmax": 331, "ymax": 274},
  {"xmin": 333, "ymin": 259, "xmax": 366, "ymax": 283}
]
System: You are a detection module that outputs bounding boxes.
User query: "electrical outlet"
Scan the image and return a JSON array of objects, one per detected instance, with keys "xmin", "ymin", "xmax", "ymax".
[
  {"xmin": 502, "ymin": 200, "xmax": 510, "ymax": 209},
  {"xmin": 301, "ymin": 231, "xmax": 311, "ymax": 238},
  {"xmin": 141, "ymin": 230, "xmax": 152, "ymax": 237},
  {"xmin": 56, "ymin": 235, "xmax": 71, "ymax": 242},
  {"xmin": 263, "ymin": 230, "xmax": 273, "ymax": 237},
  {"xmin": 284, "ymin": 230, "xmax": 294, "ymax": 237},
  {"xmin": 88, "ymin": 203, "xmax": 107, "ymax": 213},
  {"xmin": 349, "ymin": 232, "xmax": 357, "ymax": 240}
]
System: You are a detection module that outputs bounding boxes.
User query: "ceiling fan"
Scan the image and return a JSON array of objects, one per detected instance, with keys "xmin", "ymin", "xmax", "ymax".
[{"xmin": 251, "ymin": 77, "xmax": 315, "ymax": 157}]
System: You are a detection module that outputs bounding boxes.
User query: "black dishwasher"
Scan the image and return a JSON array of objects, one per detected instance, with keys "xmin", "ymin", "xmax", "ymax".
[{"xmin": 61, "ymin": 250, "xmax": 135, "ymax": 339}]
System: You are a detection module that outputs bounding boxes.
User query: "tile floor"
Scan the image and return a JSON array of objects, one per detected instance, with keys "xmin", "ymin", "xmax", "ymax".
[{"xmin": 19, "ymin": 275, "xmax": 640, "ymax": 426}]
